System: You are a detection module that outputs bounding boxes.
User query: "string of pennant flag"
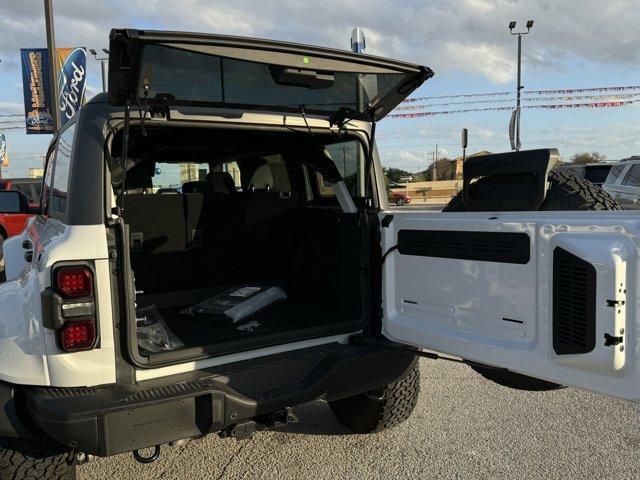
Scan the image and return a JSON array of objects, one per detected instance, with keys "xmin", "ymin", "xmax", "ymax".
[
  {"xmin": 402, "ymin": 85, "xmax": 640, "ymax": 102},
  {"xmin": 389, "ymin": 100, "xmax": 637, "ymax": 119},
  {"xmin": 395, "ymin": 93, "xmax": 640, "ymax": 110}
]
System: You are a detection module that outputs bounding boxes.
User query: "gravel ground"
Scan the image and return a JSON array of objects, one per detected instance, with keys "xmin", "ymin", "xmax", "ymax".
[{"xmin": 78, "ymin": 359, "xmax": 640, "ymax": 480}]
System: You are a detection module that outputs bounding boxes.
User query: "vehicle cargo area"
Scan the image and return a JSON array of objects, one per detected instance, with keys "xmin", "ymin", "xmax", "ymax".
[{"xmin": 111, "ymin": 126, "xmax": 367, "ymax": 359}]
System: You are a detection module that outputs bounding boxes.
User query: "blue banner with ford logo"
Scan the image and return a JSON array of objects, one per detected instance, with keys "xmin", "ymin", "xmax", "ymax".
[
  {"xmin": 56, "ymin": 47, "xmax": 87, "ymax": 127},
  {"xmin": 20, "ymin": 48, "xmax": 55, "ymax": 134},
  {"xmin": 20, "ymin": 47, "xmax": 87, "ymax": 134}
]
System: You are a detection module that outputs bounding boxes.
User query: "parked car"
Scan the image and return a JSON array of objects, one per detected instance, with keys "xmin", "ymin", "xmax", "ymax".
[
  {"xmin": 0, "ymin": 190, "xmax": 37, "ymax": 240},
  {"xmin": 556, "ymin": 162, "xmax": 613, "ymax": 187},
  {"xmin": 0, "ymin": 29, "xmax": 639, "ymax": 479},
  {"xmin": 0, "ymin": 177, "xmax": 42, "ymax": 204},
  {"xmin": 602, "ymin": 160, "xmax": 640, "ymax": 209},
  {"xmin": 391, "ymin": 191, "xmax": 411, "ymax": 206}
]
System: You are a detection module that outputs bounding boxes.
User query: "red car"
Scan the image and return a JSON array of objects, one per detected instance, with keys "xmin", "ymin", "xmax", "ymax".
[
  {"xmin": 391, "ymin": 191, "xmax": 411, "ymax": 206},
  {"xmin": 0, "ymin": 186, "xmax": 37, "ymax": 240}
]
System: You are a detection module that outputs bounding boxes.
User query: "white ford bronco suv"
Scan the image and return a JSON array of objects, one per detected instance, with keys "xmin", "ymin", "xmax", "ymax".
[{"xmin": 0, "ymin": 29, "xmax": 635, "ymax": 479}]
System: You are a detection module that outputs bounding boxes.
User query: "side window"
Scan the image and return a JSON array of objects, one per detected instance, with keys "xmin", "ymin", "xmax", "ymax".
[
  {"xmin": 318, "ymin": 140, "xmax": 365, "ymax": 198},
  {"xmin": 40, "ymin": 150, "xmax": 55, "ymax": 216},
  {"xmin": 224, "ymin": 161, "xmax": 242, "ymax": 190},
  {"xmin": 264, "ymin": 155, "xmax": 291, "ymax": 192},
  {"xmin": 623, "ymin": 165, "xmax": 640, "ymax": 188},
  {"xmin": 51, "ymin": 123, "xmax": 76, "ymax": 215}
]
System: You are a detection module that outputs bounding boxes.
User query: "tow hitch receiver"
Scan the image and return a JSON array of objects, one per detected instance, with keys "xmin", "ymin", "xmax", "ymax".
[{"xmin": 219, "ymin": 408, "xmax": 299, "ymax": 440}]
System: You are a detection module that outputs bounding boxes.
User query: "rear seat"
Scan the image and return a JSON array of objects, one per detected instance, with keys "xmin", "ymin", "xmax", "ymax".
[
  {"xmin": 123, "ymin": 193, "xmax": 188, "ymax": 293},
  {"xmin": 123, "ymin": 164, "xmax": 300, "ymax": 294},
  {"xmin": 238, "ymin": 163, "xmax": 299, "ymax": 280}
]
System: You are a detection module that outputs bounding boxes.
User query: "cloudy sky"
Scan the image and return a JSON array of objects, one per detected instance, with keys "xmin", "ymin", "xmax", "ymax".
[{"xmin": 0, "ymin": 0, "xmax": 638, "ymax": 176}]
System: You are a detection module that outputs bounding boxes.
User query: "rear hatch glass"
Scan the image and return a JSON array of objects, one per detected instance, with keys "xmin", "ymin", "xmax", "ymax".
[{"xmin": 108, "ymin": 29, "xmax": 433, "ymax": 121}]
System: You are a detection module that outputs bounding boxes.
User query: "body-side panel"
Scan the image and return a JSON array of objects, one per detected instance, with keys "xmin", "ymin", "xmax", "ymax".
[{"xmin": 0, "ymin": 220, "xmax": 115, "ymax": 387}]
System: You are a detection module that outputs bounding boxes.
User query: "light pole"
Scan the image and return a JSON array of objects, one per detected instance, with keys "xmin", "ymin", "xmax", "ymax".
[
  {"xmin": 89, "ymin": 49, "xmax": 109, "ymax": 92},
  {"xmin": 44, "ymin": 0, "xmax": 60, "ymax": 132},
  {"xmin": 508, "ymin": 20, "xmax": 534, "ymax": 151}
]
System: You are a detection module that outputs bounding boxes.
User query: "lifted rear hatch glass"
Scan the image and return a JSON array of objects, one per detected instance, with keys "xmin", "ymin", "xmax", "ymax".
[{"xmin": 108, "ymin": 29, "xmax": 433, "ymax": 121}]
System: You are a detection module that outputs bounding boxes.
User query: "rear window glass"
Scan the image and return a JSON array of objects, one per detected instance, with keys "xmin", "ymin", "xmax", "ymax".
[
  {"xmin": 583, "ymin": 165, "xmax": 611, "ymax": 184},
  {"xmin": 153, "ymin": 163, "xmax": 209, "ymax": 191},
  {"xmin": 139, "ymin": 44, "xmax": 406, "ymax": 113}
]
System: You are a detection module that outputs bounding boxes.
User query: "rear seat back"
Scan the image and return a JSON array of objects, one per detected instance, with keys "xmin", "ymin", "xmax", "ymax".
[
  {"xmin": 123, "ymin": 164, "xmax": 301, "ymax": 293},
  {"xmin": 123, "ymin": 193, "xmax": 188, "ymax": 293}
]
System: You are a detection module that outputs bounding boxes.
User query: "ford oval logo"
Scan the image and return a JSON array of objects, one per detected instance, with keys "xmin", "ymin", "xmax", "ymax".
[
  {"xmin": 58, "ymin": 47, "xmax": 87, "ymax": 123},
  {"xmin": 25, "ymin": 114, "xmax": 54, "ymax": 127}
]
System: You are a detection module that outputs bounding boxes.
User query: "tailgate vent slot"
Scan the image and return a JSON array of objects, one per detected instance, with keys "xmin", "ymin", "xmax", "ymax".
[
  {"xmin": 397, "ymin": 230, "xmax": 530, "ymax": 264},
  {"xmin": 553, "ymin": 247, "xmax": 596, "ymax": 355}
]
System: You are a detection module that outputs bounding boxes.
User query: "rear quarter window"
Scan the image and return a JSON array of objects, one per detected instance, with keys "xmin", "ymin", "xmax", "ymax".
[{"xmin": 51, "ymin": 123, "xmax": 76, "ymax": 215}]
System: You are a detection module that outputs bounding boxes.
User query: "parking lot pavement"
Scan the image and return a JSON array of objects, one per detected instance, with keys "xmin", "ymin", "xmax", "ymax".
[{"xmin": 79, "ymin": 358, "xmax": 640, "ymax": 480}]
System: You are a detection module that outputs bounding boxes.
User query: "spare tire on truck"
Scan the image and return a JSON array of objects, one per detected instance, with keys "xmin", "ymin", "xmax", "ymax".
[{"xmin": 443, "ymin": 168, "xmax": 622, "ymax": 391}]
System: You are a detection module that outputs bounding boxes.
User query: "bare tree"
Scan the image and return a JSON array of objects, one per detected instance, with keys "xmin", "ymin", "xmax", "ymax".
[
  {"xmin": 425, "ymin": 158, "xmax": 455, "ymax": 181},
  {"xmin": 569, "ymin": 152, "xmax": 606, "ymax": 165}
]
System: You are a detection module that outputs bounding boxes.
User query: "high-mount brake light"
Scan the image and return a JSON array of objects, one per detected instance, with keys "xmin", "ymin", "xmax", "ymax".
[
  {"xmin": 59, "ymin": 319, "xmax": 96, "ymax": 352},
  {"xmin": 56, "ymin": 267, "xmax": 93, "ymax": 298}
]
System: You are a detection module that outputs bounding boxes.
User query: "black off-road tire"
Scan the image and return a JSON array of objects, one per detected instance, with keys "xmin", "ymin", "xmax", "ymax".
[
  {"xmin": 443, "ymin": 169, "xmax": 621, "ymax": 391},
  {"xmin": 328, "ymin": 364, "xmax": 420, "ymax": 433},
  {"xmin": 443, "ymin": 169, "xmax": 622, "ymax": 212},
  {"xmin": 0, "ymin": 436, "xmax": 75, "ymax": 480}
]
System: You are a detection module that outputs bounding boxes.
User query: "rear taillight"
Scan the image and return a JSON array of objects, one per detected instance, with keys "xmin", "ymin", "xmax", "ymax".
[
  {"xmin": 52, "ymin": 265, "xmax": 97, "ymax": 352},
  {"xmin": 56, "ymin": 267, "xmax": 93, "ymax": 298},
  {"xmin": 60, "ymin": 318, "xmax": 96, "ymax": 351}
]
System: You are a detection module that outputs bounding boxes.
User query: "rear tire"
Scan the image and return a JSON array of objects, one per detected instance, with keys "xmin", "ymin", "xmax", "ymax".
[
  {"xmin": 328, "ymin": 364, "xmax": 420, "ymax": 433},
  {"xmin": 396, "ymin": 198, "xmax": 406, "ymax": 206},
  {"xmin": 443, "ymin": 169, "xmax": 621, "ymax": 391},
  {"xmin": 0, "ymin": 436, "xmax": 75, "ymax": 480}
]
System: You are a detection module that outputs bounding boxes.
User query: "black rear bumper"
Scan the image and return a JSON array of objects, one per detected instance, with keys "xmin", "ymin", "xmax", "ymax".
[{"xmin": 25, "ymin": 343, "xmax": 415, "ymax": 456}]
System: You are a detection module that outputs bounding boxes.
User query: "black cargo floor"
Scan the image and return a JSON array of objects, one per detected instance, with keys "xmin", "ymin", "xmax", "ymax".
[{"xmin": 137, "ymin": 285, "xmax": 356, "ymax": 352}]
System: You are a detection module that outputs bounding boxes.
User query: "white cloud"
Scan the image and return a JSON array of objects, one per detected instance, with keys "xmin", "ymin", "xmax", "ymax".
[
  {"xmin": 0, "ymin": 0, "xmax": 638, "ymax": 86},
  {"xmin": 0, "ymin": 101, "xmax": 24, "ymax": 114},
  {"xmin": 443, "ymin": 42, "xmax": 514, "ymax": 84}
]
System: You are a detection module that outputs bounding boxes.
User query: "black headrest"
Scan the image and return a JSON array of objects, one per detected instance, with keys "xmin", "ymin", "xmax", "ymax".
[
  {"xmin": 206, "ymin": 172, "xmax": 236, "ymax": 193},
  {"xmin": 182, "ymin": 181, "xmax": 213, "ymax": 194}
]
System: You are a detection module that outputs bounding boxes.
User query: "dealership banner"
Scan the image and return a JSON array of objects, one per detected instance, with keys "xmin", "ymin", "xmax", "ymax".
[
  {"xmin": 0, "ymin": 132, "xmax": 8, "ymax": 168},
  {"xmin": 55, "ymin": 47, "xmax": 87, "ymax": 127},
  {"xmin": 20, "ymin": 47, "xmax": 87, "ymax": 134},
  {"xmin": 20, "ymin": 48, "xmax": 55, "ymax": 134}
]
